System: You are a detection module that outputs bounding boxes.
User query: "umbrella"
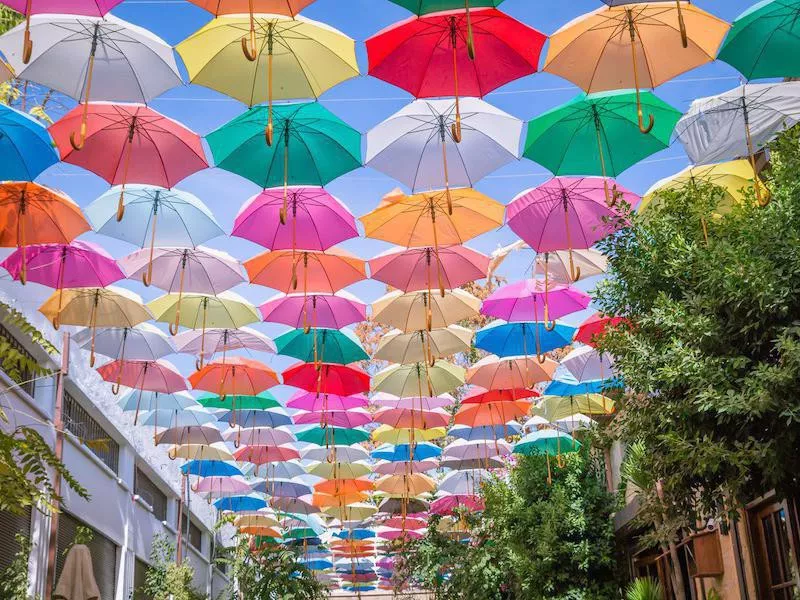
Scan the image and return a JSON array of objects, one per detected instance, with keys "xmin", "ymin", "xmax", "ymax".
[
  {"xmin": 296, "ymin": 427, "xmax": 370, "ymax": 446},
  {"xmin": 206, "ymin": 102, "xmax": 361, "ymax": 219},
  {"xmin": 482, "ymin": 280, "xmax": 591, "ymax": 326},
  {"xmin": 322, "ymin": 502, "xmax": 376, "ymax": 521},
  {"xmin": 38, "ymin": 286, "xmax": 151, "ymax": 365},
  {"xmin": 315, "ymin": 479, "xmax": 372, "ymax": 496},
  {"xmin": 233, "ymin": 444, "xmax": 300, "ymax": 464},
  {"xmin": 439, "ymin": 470, "xmax": 491, "ymax": 496},
  {"xmin": 303, "ymin": 445, "xmax": 369, "ymax": 463},
  {"xmin": 372, "ymin": 425, "xmax": 446, "ymax": 444},
  {"xmin": 466, "ymin": 355, "xmax": 556, "ymax": 389},
  {"xmin": 675, "ymin": 83, "xmax": 800, "ymax": 205},
  {"xmin": 283, "ymin": 362, "xmax": 370, "ymax": 396},
  {"xmin": 169, "ymin": 442, "xmax": 234, "ymax": 461},
  {"xmin": 178, "ymin": 15, "xmax": 357, "ymax": 140},
  {"xmin": 294, "ymin": 409, "xmax": 371, "ymax": 428},
  {"xmin": 120, "ymin": 390, "xmax": 197, "ymax": 413},
  {"xmin": 189, "ymin": 357, "xmax": 280, "ymax": 403},
  {"xmin": 599, "ymin": 1, "xmax": 696, "ymax": 44},
  {"xmin": 286, "ymin": 391, "xmax": 368, "ymax": 411},
  {"xmin": 439, "ymin": 457, "xmax": 504, "ymax": 470},
  {"xmin": 374, "ymin": 326, "xmax": 473, "ymax": 364},
  {"xmin": 0, "ymin": 104, "xmax": 58, "ymax": 179},
  {"xmin": 181, "ymin": 460, "xmax": 242, "ymax": 477},
  {"xmin": 198, "ymin": 391, "xmax": 280, "ymax": 410},
  {"xmin": 367, "ymin": 9, "xmax": 544, "ymax": 137},
  {"xmin": 717, "ymin": 0, "xmax": 800, "ymax": 80},
  {"xmin": 372, "ymin": 289, "xmax": 481, "ymax": 332},
  {"xmin": 308, "ymin": 461, "xmax": 372, "ymax": 480},
  {"xmin": 545, "ymin": 375, "xmax": 615, "ymax": 397},
  {"xmin": 453, "ymin": 401, "xmax": 530, "ymax": 427},
  {"xmin": 513, "ymin": 429, "xmax": 581, "ymax": 482},
  {"xmin": 0, "ymin": 182, "xmax": 89, "ymax": 284},
  {"xmin": 233, "ymin": 513, "xmax": 281, "ymax": 530},
  {"xmin": 448, "ymin": 422, "xmax": 522, "ymax": 441},
  {"xmin": 97, "ymin": 358, "xmax": 186, "ymax": 403},
  {"xmin": 430, "ymin": 494, "xmax": 484, "ymax": 516},
  {"xmin": 175, "ymin": 327, "xmax": 276, "ymax": 359},
  {"xmin": 218, "ymin": 409, "xmax": 292, "ymax": 428},
  {"xmin": 442, "ymin": 438, "xmax": 511, "ymax": 460},
  {"xmin": 561, "ymin": 346, "xmax": 615, "ymax": 382},
  {"xmin": 271, "ymin": 497, "xmax": 320, "ymax": 516},
  {"xmin": 222, "ymin": 426, "xmax": 295, "ymax": 446},
  {"xmin": 544, "ymin": 4, "xmax": 728, "ymax": 133},
  {"xmin": 374, "ymin": 459, "xmax": 437, "ymax": 475},
  {"xmin": 536, "ymin": 394, "xmax": 615, "ymax": 422},
  {"xmin": 74, "ymin": 323, "xmax": 174, "ymax": 362},
  {"xmin": 524, "ymin": 91, "xmax": 681, "ymax": 185},
  {"xmin": 369, "ymin": 245, "xmax": 489, "ymax": 293},
  {"xmin": 534, "ymin": 248, "xmax": 608, "ymax": 285},
  {"xmin": 214, "ymin": 496, "xmax": 268, "ymax": 512},
  {"xmin": 255, "ymin": 479, "xmax": 314, "ymax": 498},
  {"xmin": 373, "ymin": 393, "xmax": 455, "ymax": 410},
  {"xmin": 376, "ymin": 474, "xmax": 436, "ymax": 497},
  {"xmin": 233, "ymin": 186, "xmax": 358, "ymax": 251},
  {"xmin": 461, "ymin": 387, "xmax": 538, "ymax": 404},
  {"xmin": 574, "ymin": 312, "xmax": 626, "ymax": 347},
  {"xmin": 246, "ymin": 247, "xmax": 365, "ymax": 294},
  {"xmin": 475, "ymin": 321, "xmax": 575, "ymax": 358},
  {"xmin": 260, "ymin": 291, "xmax": 366, "ymax": 331},
  {"xmin": 189, "ymin": 0, "xmax": 315, "ymax": 16},
  {"xmin": 276, "ymin": 328, "xmax": 368, "ymax": 365},
  {"xmin": 50, "ymin": 103, "xmax": 207, "ymax": 219},
  {"xmin": 366, "ymin": 98, "xmax": 521, "ymax": 202},
  {"xmin": 139, "ymin": 407, "xmax": 217, "ymax": 429},
  {"xmin": 372, "ymin": 361, "xmax": 465, "ymax": 398}
]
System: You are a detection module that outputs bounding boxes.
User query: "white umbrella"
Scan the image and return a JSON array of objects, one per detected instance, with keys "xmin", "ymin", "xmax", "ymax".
[
  {"xmin": 555, "ymin": 413, "xmax": 596, "ymax": 433},
  {"xmin": 560, "ymin": 346, "xmax": 615, "ymax": 382},
  {"xmin": 366, "ymin": 97, "xmax": 522, "ymax": 192},
  {"xmin": 222, "ymin": 426, "xmax": 296, "ymax": 446},
  {"xmin": 301, "ymin": 444, "xmax": 369, "ymax": 463},
  {"xmin": 73, "ymin": 322, "xmax": 174, "ymax": 361},
  {"xmin": 175, "ymin": 326, "xmax": 277, "ymax": 358},
  {"xmin": 441, "ymin": 438, "xmax": 511, "ymax": 461},
  {"xmin": 438, "ymin": 470, "xmax": 492, "ymax": 496}
]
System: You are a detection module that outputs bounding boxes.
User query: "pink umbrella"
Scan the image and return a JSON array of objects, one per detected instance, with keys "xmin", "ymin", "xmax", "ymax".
[
  {"xmin": 293, "ymin": 409, "xmax": 372, "ymax": 428},
  {"xmin": 287, "ymin": 391, "xmax": 369, "ymax": 411},
  {"xmin": 442, "ymin": 439, "xmax": 511, "ymax": 461},
  {"xmin": 430, "ymin": 495, "xmax": 484, "ymax": 516},
  {"xmin": 234, "ymin": 444, "xmax": 301, "ymax": 465},
  {"xmin": 49, "ymin": 103, "xmax": 208, "ymax": 221},
  {"xmin": 466, "ymin": 355, "xmax": 557, "ymax": 389},
  {"xmin": 382, "ymin": 516, "xmax": 427, "ymax": 530},
  {"xmin": 192, "ymin": 475, "xmax": 252, "ymax": 497},
  {"xmin": 506, "ymin": 177, "xmax": 636, "ymax": 281},
  {"xmin": 371, "ymin": 393, "xmax": 455, "ymax": 411},
  {"xmin": 482, "ymin": 280, "xmax": 590, "ymax": 326},
  {"xmin": 373, "ymin": 460, "xmax": 438, "ymax": 475},
  {"xmin": 259, "ymin": 291, "xmax": 366, "ymax": 330},
  {"xmin": 96, "ymin": 358, "xmax": 187, "ymax": 401},
  {"xmin": 379, "ymin": 529, "xmax": 423, "ymax": 541},
  {"xmin": 232, "ymin": 187, "xmax": 358, "ymax": 251},
  {"xmin": 369, "ymin": 245, "xmax": 489, "ymax": 294}
]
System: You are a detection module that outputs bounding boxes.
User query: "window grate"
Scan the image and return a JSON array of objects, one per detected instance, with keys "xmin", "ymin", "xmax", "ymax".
[
  {"xmin": 181, "ymin": 515, "xmax": 202, "ymax": 551},
  {"xmin": 63, "ymin": 392, "xmax": 120, "ymax": 474},
  {"xmin": 0, "ymin": 323, "xmax": 36, "ymax": 397},
  {"xmin": 135, "ymin": 468, "xmax": 168, "ymax": 522}
]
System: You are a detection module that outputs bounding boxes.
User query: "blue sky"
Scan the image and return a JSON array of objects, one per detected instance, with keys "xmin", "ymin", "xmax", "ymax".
[{"xmin": 4, "ymin": 0, "xmax": 759, "ymax": 387}]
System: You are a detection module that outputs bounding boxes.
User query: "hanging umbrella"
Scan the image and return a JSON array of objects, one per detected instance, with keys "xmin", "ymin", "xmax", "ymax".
[
  {"xmin": 74, "ymin": 323, "xmax": 174, "ymax": 362},
  {"xmin": 198, "ymin": 391, "xmax": 281, "ymax": 410},
  {"xmin": 373, "ymin": 393, "xmax": 455, "ymax": 410},
  {"xmin": 513, "ymin": 429, "xmax": 581, "ymax": 483},
  {"xmin": 377, "ymin": 497, "xmax": 429, "ymax": 515},
  {"xmin": 374, "ymin": 325, "xmax": 473, "ymax": 365},
  {"xmin": 561, "ymin": 346, "xmax": 615, "ymax": 382},
  {"xmin": 206, "ymin": 102, "xmax": 361, "ymax": 220},
  {"xmin": 246, "ymin": 248, "xmax": 366, "ymax": 294},
  {"xmin": 233, "ymin": 186, "xmax": 358, "ymax": 252},
  {"xmin": 218, "ymin": 409, "xmax": 292, "ymax": 428},
  {"xmin": 38, "ymin": 286, "xmax": 151, "ymax": 364},
  {"xmin": 372, "ymin": 361, "xmax": 465, "ymax": 398},
  {"xmin": 222, "ymin": 426, "xmax": 295, "ymax": 446},
  {"xmin": 376, "ymin": 474, "xmax": 436, "ymax": 497},
  {"xmin": 178, "ymin": 15, "xmax": 357, "ymax": 139},
  {"xmin": 181, "ymin": 459, "xmax": 242, "ymax": 477},
  {"xmin": 372, "ymin": 289, "xmax": 481, "ymax": 332},
  {"xmin": 366, "ymin": 98, "xmax": 521, "ymax": 202},
  {"xmin": 0, "ymin": 104, "xmax": 58, "ymax": 179},
  {"xmin": 189, "ymin": 357, "xmax": 280, "ymax": 401},
  {"xmin": 296, "ymin": 426, "xmax": 370, "ymax": 446},
  {"xmin": 369, "ymin": 245, "xmax": 489, "ymax": 293},
  {"xmin": 0, "ymin": 182, "xmax": 89, "ymax": 284},
  {"xmin": 442, "ymin": 438, "xmax": 511, "ymax": 460},
  {"xmin": 373, "ymin": 459, "xmax": 438, "ymax": 475},
  {"xmin": 214, "ymin": 495, "xmax": 268, "ymax": 512},
  {"xmin": 303, "ymin": 445, "xmax": 369, "ymax": 463},
  {"xmin": 50, "ymin": 103, "xmax": 207, "ymax": 219},
  {"xmin": 272, "ymin": 497, "xmax": 320, "ymax": 516},
  {"xmin": 482, "ymin": 280, "xmax": 590, "ymax": 325},
  {"xmin": 439, "ymin": 456, "xmax": 504, "ymax": 470},
  {"xmin": 283, "ymin": 362, "xmax": 370, "ymax": 396},
  {"xmin": 507, "ymin": 177, "xmax": 634, "ymax": 280},
  {"xmin": 475, "ymin": 320, "xmax": 575, "ymax": 358},
  {"xmin": 233, "ymin": 444, "xmax": 300, "ymax": 464},
  {"xmin": 260, "ymin": 291, "xmax": 366, "ymax": 331},
  {"xmin": 461, "ymin": 387, "xmax": 538, "ymax": 404},
  {"xmin": 233, "ymin": 513, "xmax": 281, "ymax": 531},
  {"xmin": 120, "ymin": 390, "xmax": 197, "ymax": 413},
  {"xmin": 315, "ymin": 478, "xmax": 372, "ymax": 496},
  {"xmin": 175, "ymin": 327, "xmax": 277, "ymax": 359},
  {"xmin": 170, "ymin": 442, "xmax": 234, "ymax": 461},
  {"xmin": 438, "ymin": 470, "xmax": 491, "ymax": 496},
  {"xmin": 430, "ymin": 494, "xmax": 484, "ymax": 515},
  {"xmin": 544, "ymin": 4, "xmax": 728, "ymax": 133},
  {"xmin": 97, "ymin": 358, "xmax": 187, "ymax": 407},
  {"xmin": 466, "ymin": 354, "xmax": 556, "ymax": 389},
  {"xmin": 545, "ymin": 375, "xmax": 615, "ymax": 397},
  {"xmin": 717, "ymin": 0, "xmax": 800, "ymax": 80},
  {"xmin": 367, "ymin": 9, "xmax": 544, "ymax": 138},
  {"xmin": 255, "ymin": 479, "xmax": 314, "ymax": 498},
  {"xmin": 308, "ymin": 461, "xmax": 372, "ymax": 480},
  {"xmin": 524, "ymin": 91, "xmax": 680, "ymax": 186},
  {"xmin": 448, "ymin": 422, "xmax": 522, "ymax": 441},
  {"xmin": 276, "ymin": 328, "xmax": 368, "ymax": 365},
  {"xmin": 286, "ymin": 391, "xmax": 368, "ymax": 411},
  {"xmin": 453, "ymin": 401, "xmax": 530, "ymax": 427},
  {"xmin": 372, "ymin": 425, "xmax": 446, "ymax": 444},
  {"xmin": 373, "ymin": 406, "xmax": 450, "ymax": 429},
  {"xmin": 294, "ymin": 408, "xmax": 372, "ymax": 428},
  {"xmin": 574, "ymin": 312, "xmax": 626, "ymax": 347},
  {"xmin": 536, "ymin": 394, "xmax": 615, "ymax": 421},
  {"xmin": 534, "ymin": 248, "xmax": 608, "ymax": 285},
  {"xmin": 139, "ymin": 407, "xmax": 217, "ymax": 429}
]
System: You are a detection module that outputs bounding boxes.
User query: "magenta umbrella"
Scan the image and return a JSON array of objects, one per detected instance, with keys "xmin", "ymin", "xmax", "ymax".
[
  {"xmin": 373, "ymin": 460, "xmax": 438, "ymax": 475},
  {"xmin": 369, "ymin": 245, "xmax": 489, "ymax": 293},
  {"xmin": 95, "ymin": 358, "xmax": 187, "ymax": 420},
  {"xmin": 192, "ymin": 475, "xmax": 252, "ymax": 497},
  {"xmin": 482, "ymin": 280, "xmax": 590, "ymax": 326},
  {"xmin": 259, "ymin": 291, "xmax": 366, "ymax": 330},
  {"xmin": 287, "ymin": 391, "xmax": 369, "ymax": 411},
  {"xmin": 232, "ymin": 187, "xmax": 358, "ymax": 252},
  {"xmin": 430, "ymin": 494, "xmax": 484, "ymax": 516},
  {"xmin": 294, "ymin": 409, "xmax": 372, "ymax": 429},
  {"xmin": 371, "ymin": 393, "xmax": 455, "ymax": 410}
]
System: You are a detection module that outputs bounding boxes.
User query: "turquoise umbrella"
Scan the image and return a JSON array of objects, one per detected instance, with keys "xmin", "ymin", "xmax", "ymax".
[
  {"xmin": 206, "ymin": 102, "xmax": 361, "ymax": 222},
  {"xmin": 119, "ymin": 390, "xmax": 198, "ymax": 412},
  {"xmin": 513, "ymin": 429, "xmax": 581, "ymax": 483},
  {"xmin": 0, "ymin": 104, "xmax": 58, "ymax": 180},
  {"xmin": 196, "ymin": 391, "xmax": 281, "ymax": 410},
  {"xmin": 296, "ymin": 426, "xmax": 369, "ymax": 446},
  {"xmin": 275, "ymin": 328, "xmax": 368, "ymax": 365}
]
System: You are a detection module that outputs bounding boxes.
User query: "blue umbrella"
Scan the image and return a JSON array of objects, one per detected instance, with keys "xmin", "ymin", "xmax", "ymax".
[
  {"xmin": 334, "ymin": 529, "xmax": 375, "ymax": 541},
  {"xmin": 545, "ymin": 374, "xmax": 617, "ymax": 396},
  {"xmin": 218, "ymin": 408, "xmax": 293, "ymax": 428},
  {"xmin": 252, "ymin": 479, "xmax": 313, "ymax": 497},
  {"xmin": 181, "ymin": 460, "xmax": 242, "ymax": 477},
  {"xmin": 0, "ymin": 104, "xmax": 58, "ymax": 180},
  {"xmin": 448, "ymin": 423, "xmax": 522, "ymax": 441},
  {"xmin": 139, "ymin": 408, "xmax": 218, "ymax": 428},
  {"xmin": 214, "ymin": 496, "xmax": 268, "ymax": 512},
  {"xmin": 371, "ymin": 442, "xmax": 441, "ymax": 462},
  {"xmin": 475, "ymin": 320, "xmax": 575, "ymax": 357},
  {"xmin": 119, "ymin": 390, "xmax": 197, "ymax": 412},
  {"xmin": 301, "ymin": 559, "xmax": 333, "ymax": 571}
]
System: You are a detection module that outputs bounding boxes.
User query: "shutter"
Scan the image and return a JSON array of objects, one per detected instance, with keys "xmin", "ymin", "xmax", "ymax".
[
  {"xmin": 55, "ymin": 513, "xmax": 117, "ymax": 600},
  {"xmin": 0, "ymin": 507, "xmax": 32, "ymax": 574},
  {"xmin": 133, "ymin": 558, "xmax": 151, "ymax": 600}
]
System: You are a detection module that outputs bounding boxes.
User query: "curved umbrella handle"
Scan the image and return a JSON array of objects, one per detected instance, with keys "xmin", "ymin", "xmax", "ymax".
[
  {"xmin": 22, "ymin": 5, "xmax": 33, "ymax": 64},
  {"xmin": 116, "ymin": 188, "xmax": 126, "ymax": 222},
  {"xmin": 676, "ymin": 0, "xmax": 688, "ymax": 49},
  {"xmin": 464, "ymin": 0, "xmax": 475, "ymax": 60},
  {"xmin": 190, "ymin": 480, "xmax": 200, "ymax": 493},
  {"xmin": 451, "ymin": 117, "xmax": 462, "ymax": 144},
  {"xmin": 89, "ymin": 349, "xmax": 96, "ymax": 368},
  {"xmin": 69, "ymin": 126, "xmax": 86, "ymax": 151},
  {"xmin": 195, "ymin": 356, "xmax": 203, "ymax": 372},
  {"xmin": 544, "ymin": 319, "xmax": 556, "ymax": 332},
  {"xmin": 241, "ymin": 2, "xmax": 258, "ymax": 61},
  {"xmin": 169, "ymin": 321, "xmax": 180, "ymax": 336},
  {"xmin": 638, "ymin": 110, "xmax": 654, "ymax": 135},
  {"xmin": 52, "ymin": 315, "xmax": 59, "ymax": 330},
  {"xmin": 142, "ymin": 266, "xmax": 153, "ymax": 287},
  {"xmin": 111, "ymin": 380, "xmax": 121, "ymax": 395}
]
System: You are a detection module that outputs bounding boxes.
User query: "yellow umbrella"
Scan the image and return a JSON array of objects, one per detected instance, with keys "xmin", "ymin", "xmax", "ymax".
[
  {"xmin": 544, "ymin": 3, "xmax": 729, "ymax": 133},
  {"xmin": 376, "ymin": 473, "xmax": 437, "ymax": 497},
  {"xmin": 371, "ymin": 425, "xmax": 446, "ymax": 445},
  {"xmin": 372, "ymin": 289, "xmax": 481, "ymax": 333},
  {"xmin": 372, "ymin": 361, "xmax": 465, "ymax": 398},
  {"xmin": 374, "ymin": 325, "xmax": 473, "ymax": 365},
  {"xmin": 308, "ymin": 461, "xmax": 372, "ymax": 480},
  {"xmin": 535, "ymin": 394, "xmax": 616, "ymax": 422},
  {"xmin": 168, "ymin": 442, "xmax": 235, "ymax": 461},
  {"xmin": 321, "ymin": 502, "xmax": 377, "ymax": 521},
  {"xmin": 177, "ymin": 14, "xmax": 358, "ymax": 145},
  {"xmin": 234, "ymin": 514, "xmax": 281, "ymax": 529},
  {"xmin": 39, "ymin": 286, "xmax": 152, "ymax": 366}
]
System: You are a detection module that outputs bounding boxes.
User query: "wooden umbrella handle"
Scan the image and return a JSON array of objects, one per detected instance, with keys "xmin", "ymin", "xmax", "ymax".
[
  {"xmin": 22, "ymin": 0, "xmax": 33, "ymax": 64},
  {"xmin": 627, "ymin": 10, "xmax": 654, "ymax": 134},
  {"xmin": 241, "ymin": 0, "xmax": 258, "ymax": 61}
]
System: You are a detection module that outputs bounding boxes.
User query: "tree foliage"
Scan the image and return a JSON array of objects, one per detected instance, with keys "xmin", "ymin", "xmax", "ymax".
[
  {"xmin": 594, "ymin": 126, "xmax": 800, "ymax": 533},
  {"xmin": 139, "ymin": 535, "xmax": 205, "ymax": 600}
]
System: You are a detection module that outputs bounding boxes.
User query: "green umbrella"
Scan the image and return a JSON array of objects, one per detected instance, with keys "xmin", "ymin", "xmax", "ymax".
[
  {"xmin": 717, "ymin": 0, "xmax": 800, "ymax": 81},
  {"xmin": 206, "ymin": 102, "xmax": 361, "ymax": 222},
  {"xmin": 513, "ymin": 429, "xmax": 581, "ymax": 457},
  {"xmin": 296, "ymin": 426, "xmax": 370, "ymax": 446},
  {"xmin": 196, "ymin": 391, "xmax": 280, "ymax": 410},
  {"xmin": 275, "ymin": 328, "xmax": 368, "ymax": 365},
  {"xmin": 524, "ymin": 90, "xmax": 680, "ymax": 200}
]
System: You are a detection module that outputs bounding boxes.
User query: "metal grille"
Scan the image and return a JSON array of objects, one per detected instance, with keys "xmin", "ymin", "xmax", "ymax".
[
  {"xmin": 63, "ymin": 392, "xmax": 120, "ymax": 474},
  {"xmin": 181, "ymin": 514, "xmax": 202, "ymax": 551},
  {"xmin": 0, "ymin": 323, "xmax": 36, "ymax": 397},
  {"xmin": 133, "ymin": 557, "xmax": 152, "ymax": 600},
  {"xmin": 135, "ymin": 468, "xmax": 168, "ymax": 522},
  {"xmin": 0, "ymin": 507, "xmax": 32, "ymax": 575},
  {"xmin": 55, "ymin": 512, "xmax": 117, "ymax": 600}
]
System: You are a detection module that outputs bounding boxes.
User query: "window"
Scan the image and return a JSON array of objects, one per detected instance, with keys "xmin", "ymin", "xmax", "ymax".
[
  {"xmin": 133, "ymin": 558, "xmax": 152, "ymax": 600},
  {"xmin": 0, "ymin": 323, "xmax": 36, "ymax": 396},
  {"xmin": 750, "ymin": 501, "xmax": 800, "ymax": 600},
  {"xmin": 135, "ymin": 468, "xmax": 168, "ymax": 521},
  {"xmin": 63, "ymin": 391, "xmax": 120, "ymax": 474},
  {"xmin": 55, "ymin": 513, "xmax": 117, "ymax": 600},
  {"xmin": 181, "ymin": 514, "xmax": 202, "ymax": 551},
  {"xmin": 0, "ymin": 507, "xmax": 32, "ymax": 574}
]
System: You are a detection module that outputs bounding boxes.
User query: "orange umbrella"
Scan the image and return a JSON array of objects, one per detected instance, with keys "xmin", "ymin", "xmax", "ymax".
[
  {"xmin": 0, "ymin": 182, "xmax": 89, "ymax": 284},
  {"xmin": 239, "ymin": 526, "xmax": 282, "ymax": 538},
  {"xmin": 314, "ymin": 478, "xmax": 373, "ymax": 496},
  {"xmin": 330, "ymin": 540, "xmax": 374, "ymax": 551},
  {"xmin": 311, "ymin": 491, "xmax": 368, "ymax": 508},
  {"xmin": 453, "ymin": 400, "xmax": 531, "ymax": 427},
  {"xmin": 245, "ymin": 247, "xmax": 366, "ymax": 293},
  {"xmin": 466, "ymin": 355, "xmax": 557, "ymax": 389}
]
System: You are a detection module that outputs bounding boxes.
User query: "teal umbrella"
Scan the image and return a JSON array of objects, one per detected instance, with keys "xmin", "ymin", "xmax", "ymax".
[
  {"xmin": 513, "ymin": 429, "xmax": 581, "ymax": 484},
  {"xmin": 206, "ymin": 102, "xmax": 361, "ymax": 222},
  {"xmin": 275, "ymin": 328, "xmax": 368, "ymax": 365},
  {"xmin": 296, "ymin": 426, "xmax": 370, "ymax": 446},
  {"xmin": 196, "ymin": 391, "xmax": 280, "ymax": 410},
  {"xmin": 718, "ymin": 0, "xmax": 800, "ymax": 81},
  {"xmin": 524, "ymin": 90, "xmax": 681, "ymax": 186}
]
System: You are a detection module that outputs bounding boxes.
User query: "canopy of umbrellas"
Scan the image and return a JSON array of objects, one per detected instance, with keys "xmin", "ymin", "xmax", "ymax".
[{"xmin": 0, "ymin": 0, "xmax": 798, "ymax": 593}]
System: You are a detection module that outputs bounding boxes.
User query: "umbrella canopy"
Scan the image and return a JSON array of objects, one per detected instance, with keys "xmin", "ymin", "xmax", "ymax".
[
  {"xmin": 97, "ymin": 359, "xmax": 187, "ymax": 395},
  {"xmin": 534, "ymin": 248, "xmax": 608, "ymax": 285},
  {"xmin": 448, "ymin": 422, "xmax": 522, "ymax": 441},
  {"xmin": 198, "ymin": 391, "xmax": 280, "ymax": 410},
  {"xmin": 545, "ymin": 376, "xmax": 614, "ymax": 397},
  {"xmin": 255, "ymin": 479, "xmax": 314, "ymax": 498},
  {"xmin": 149, "ymin": 291, "xmax": 260, "ymax": 332},
  {"xmin": 536, "ymin": 394, "xmax": 615, "ymax": 422},
  {"xmin": 296, "ymin": 426, "xmax": 370, "ymax": 446},
  {"xmin": 377, "ymin": 497, "xmax": 429, "ymax": 515},
  {"xmin": 0, "ymin": 104, "xmax": 58, "ymax": 180},
  {"xmin": 189, "ymin": 357, "xmax": 281, "ymax": 396},
  {"xmin": 376, "ymin": 473, "xmax": 436, "ymax": 497},
  {"xmin": 390, "ymin": 1, "xmax": 505, "ymax": 14},
  {"xmin": 374, "ymin": 326, "xmax": 473, "ymax": 363},
  {"xmin": 372, "ymin": 425, "xmax": 446, "ymax": 444},
  {"xmin": 283, "ymin": 362, "xmax": 370, "ymax": 396},
  {"xmin": 369, "ymin": 245, "xmax": 489, "ymax": 293},
  {"xmin": 294, "ymin": 408, "xmax": 372, "ymax": 429},
  {"xmin": 218, "ymin": 409, "xmax": 292, "ymax": 428},
  {"xmin": 453, "ymin": 401, "xmax": 530, "ymax": 427},
  {"xmin": 260, "ymin": 291, "xmax": 366, "ymax": 330},
  {"xmin": 175, "ymin": 327, "xmax": 277, "ymax": 358},
  {"xmin": 119, "ymin": 390, "xmax": 197, "ymax": 412},
  {"xmin": 139, "ymin": 407, "xmax": 217, "ymax": 428},
  {"xmin": 233, "ymin": 444, "xmax": 300, "ymax": 464},
  {"xmin": 430, "ymin": 494, "xmax": 484, "ymax": 515},
  {"xmin": 169, "ymin": 442, "xmax": 234, "ymax": 461},
  {"xmin": 372, "ymin": 361, "xmax": 465, "ymax": 397},
  {"xmin": 374, "ymin": 459, "xmax": 438, "ymax": 475},
  {"xmin": 214, "ymin": 495, "xmax": 268, "ymax": 512},
  {"xmin": 462, "ymin": 387, "xmax": 538, "ymax": 404},
  {"xmin": 513, "ymin": 429, "xmax": 581, "ymax": 457},
  {"xmin": 373, "ymin": 393, "xmax": 455, "ymax": 410},
  {"xmin": 561, "ymin": 346, "xmax": 615, "ymax": 381},
  {"xmin": 482, "ymin": 280, "xmax": 591, "ymax": 324},
  {"xmin": 271, "ymin": 497, "xmax": 320, "ymax": 516},
  {"xmin": 233, "ymin": 187, "xmax": 358, "ymax": 251},
  {"xmin": 315, "ymin": 478, "xmax": 372, "ymax": 496},
  {"xmin": 302, "ymin": 445, "xmax": 369, "ymax": 463},
  {"xmin": 475, "ymin": 321, "xmax": 575, "ymax": 358},
  {"xmin": 373, "ymin": 406, "xmax": 450, "ymax": 430},
  {"xmin": 246, "ymin": 248, "xmax": 366, "ymax": 294},
  {"xmin": 371, "ymin": 442, "xmax": 442, "ymax": 463},
  {"xmin": 439, "ymin": 470, "xmax": 492, "ymax": 495},
  {"xmin": 286, "ymin": 391, "xmax": 368, "ymax": 411},
  {"xmin": 222, "ymin": 426, "xmax": 295, "ymax": 446},
  {"xmin": 308, "ymin": 461, "xmax": 372, "ymax": 480},
  {"xmin": 574, "ymin": 312, "xmax": 626, "ymax": 347},
  {"xmin": 275, "ymin": 328, "xmax": 368, "ymax": 365},
  {"xmin": 188, "ymin": 0, "xmax": 315, "ymax": 15},
  {"xmin": 466, "ymin": 355, "xmax": 557, "ymax": 389},
  {"xmin": 181, "ymin": 460, "xmax": 242, "ymax": 477},
  {"xmin": 372, "ymin": 289, "xmax": 481, "ymax": 332},
  {"xmin": 439, "ymin": 456, "xmax": 504, "ymax": 470},
  {"xmin": 442, "ymin": 438, "xmax": 511, "ymax": 460},
  {"xmin": 74, "ymin": 323, "xmax": 174, "ymax": 362}
]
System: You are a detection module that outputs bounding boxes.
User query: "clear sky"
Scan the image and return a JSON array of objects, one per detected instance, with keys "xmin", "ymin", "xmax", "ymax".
[{"xmin": 3, "ymin": 0, "xmax": 759, "ymax": 388}]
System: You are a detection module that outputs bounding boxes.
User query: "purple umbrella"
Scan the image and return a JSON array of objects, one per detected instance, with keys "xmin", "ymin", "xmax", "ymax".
[
  {"xmin": 232, "ymin": 187, "xmax": 358, "ymax": 252},
  {"xmin": 482, "ymin": 280, "xmax": 590, "ymax": 325},
  {"xmin": 287, "ymin": 391, "xmax": 369, "ymax": 411},
  {"xmin": 259, "ymin": 291, "xmax": 367, "ymax": 330}
]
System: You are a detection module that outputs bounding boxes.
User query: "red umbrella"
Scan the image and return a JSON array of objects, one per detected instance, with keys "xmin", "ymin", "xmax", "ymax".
[
  {"xmin": 282, "ymin": 362, "xmax": 370, "ymax": 396},
  {"xmin": 461, "ymin": 386, "xmax": 539, "ymax": 405},
  {"xmin": 367, "ymin": 8, "xmax": 545, "ymax": 140},
  {"xmin": 96, "ymin": 358, "xmax": 187, "ymax": 422},
  {"xmin": 233, "ymin": 444, "xmax": 300, "ymax": 464},
  {"xmin": 574, "ymin": 312, "xmax": 627, "ymax": 346},
  {"xmin": 49, "ymin": 103, "xmax": 208, "ymax": 221}
]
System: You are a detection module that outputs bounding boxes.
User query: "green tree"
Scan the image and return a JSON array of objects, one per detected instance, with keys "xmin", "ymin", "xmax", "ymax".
[
  {"xmin": 138, "ymin": 535, "xmax": 204, "ymax": 600},
  {"xmin": 594, "ymin": 126, "xmax": 800, "ymax": 531}
]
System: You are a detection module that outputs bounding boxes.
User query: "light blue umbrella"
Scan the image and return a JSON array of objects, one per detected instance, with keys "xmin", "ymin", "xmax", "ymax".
[
  {"xmin": 252, "ymin": 478, "xmax": 313, "ymax": 498},
  {"xmin": 214, "ymin": 495, "xmax": 267, "ymax": 512},
  {"xmin": 218, "ymin": 408, "xmax": 293, "ymax": 428},
  {"xmin": 139, "ymin": 407, "xmax": 217, "ymax": 428},
  {"xmin": 85, "ymin": 185, "xmax": 224, "ymax": 248},
  {"xmin": 475, "ymin": 320, "xmax": 575, "ymax": 357},
  {"xmin": 545, "ymin": 374, "xmax": 616, "ymax": 396},
  {"xmin": 119, "ymin": 390, "xmax": 197, "ymax": 412},
  {"xmin": 301, "ymin": 559, "xmax": 333, "ymax": 571},
  {"xmin": 448, "ymin": 423, "xmax": 522, "ymax": 441},
  {"xmin": 246, "ymin": 460, "xmax": 307, "ymax": 480},
  {"xmin": 371, "ymin": 442, "xmax": 441, "ymax": 462},
  {"xmin": 334, "ymin": 529, "xmax": 375, "ymax": 541},
  {"xmin": 0, "ymin": 104, "xmax": 58, "ymax": 180},
  {"xmin": 181, "ymin": 460, "xmax": 242, "ymax": 477}
]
